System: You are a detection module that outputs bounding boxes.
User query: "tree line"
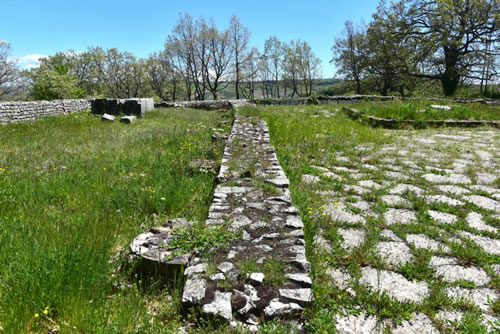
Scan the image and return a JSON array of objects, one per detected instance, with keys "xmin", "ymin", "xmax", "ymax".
[
  {"xmin": 0, "ymin": 14, "xmax": 321, "ymax": 101},
  {"xmin": 332, "ymin": 0, "xmax": 499, "ymax": 97}
]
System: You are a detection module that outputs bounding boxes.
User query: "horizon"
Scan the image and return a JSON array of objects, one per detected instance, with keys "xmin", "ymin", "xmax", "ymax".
[{"xmin": 1, "ymin": 0, "xmax": 380, "ymax": 78}]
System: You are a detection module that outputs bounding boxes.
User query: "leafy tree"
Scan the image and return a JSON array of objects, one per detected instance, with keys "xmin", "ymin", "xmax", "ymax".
[
  {"xmin": 145, "ymin": 51, "xmax": 180, "ymax": 102},
  {"xmin": 90, "ymin": 47, "xmax": 149, "ymax": 98},
  {"xmin": 331, "ymin": 21, "xmax": 368, "ymax": 94},
  {"xmin": 386, "ymin": 0, "xmax": 499, "ymax": 96},
  {"xmin": 27, "ymin": 62, "xmax": 84, "ymax": 100}
]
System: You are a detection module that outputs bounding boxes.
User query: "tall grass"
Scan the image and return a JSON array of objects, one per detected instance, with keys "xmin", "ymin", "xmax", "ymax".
[
  {"xmin": 0, "ymin": 108, "xmax": 228, "ymax": 332},
  {"xmin": 352, "ymin": 101, "xmax": 500, "ymax": 121}
]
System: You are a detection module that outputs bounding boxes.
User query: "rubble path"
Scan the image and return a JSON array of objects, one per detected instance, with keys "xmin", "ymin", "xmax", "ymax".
[{"xmin": 181, "ymin": 115, "xmax": 312, "ymax": 328}]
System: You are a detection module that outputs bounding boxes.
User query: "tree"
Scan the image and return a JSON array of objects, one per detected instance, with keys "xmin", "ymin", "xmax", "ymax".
[
  {"xmin": 386, "ymin": 0, "xmax": 499, "ymax": 96},
  {"xmin": 264, "ymin": 36, "xmax": 284, "ymax": 98},
  {"xmin": 228, "ymin": 15, "xmax": 250, "ymax": 99},
  {"xmin": 26, "ymin": 62, "xmax": 83, "ymax": 100},
  {"xmin": 331, "ymin": 21, "xmax": 367, "ymax": 94},
  {"xmin": 145, "ymin": 51, "xmax": 180, "ymax": 101},
  {"xmin": 204, "ymin": 20, "xmax": 233, "ymax": 100},
  {"xmin": 300, "ymin": 41, "xmax": 322, "ymax": 96},
  {"xmin": 0, "ymin": 41, "xmax": 21, "ymax": 100},
  {"xmin": 239, "ymin": 47, "xmax": 260, "ymax": 99},
  {"xmin": 91, "ymin": 47, "xmax": 149, "ymax": 98}
]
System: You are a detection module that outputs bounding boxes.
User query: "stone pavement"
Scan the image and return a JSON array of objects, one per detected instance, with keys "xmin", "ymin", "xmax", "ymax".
[{"xmin": 303, "ymin": 127, "xmax": 500, "ymax": 332}]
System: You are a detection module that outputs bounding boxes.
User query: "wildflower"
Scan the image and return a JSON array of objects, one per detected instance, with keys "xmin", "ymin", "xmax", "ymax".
[
  {"xmin": 43, "ymin": 309, "xmax": 48, "ymax": 315},
  {"xmin": 34, "ymin": 313, "xmax": 39, "ymax": 318}
]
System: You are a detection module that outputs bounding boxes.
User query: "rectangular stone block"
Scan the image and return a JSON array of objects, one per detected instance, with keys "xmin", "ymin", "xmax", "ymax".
[
  {"xmin": 91, "ymin": 99, "xmax": 106, "ymax": 114},
  {"xmin": 105, "ymin": 99, "xmax": 122, "ymax": 115}
]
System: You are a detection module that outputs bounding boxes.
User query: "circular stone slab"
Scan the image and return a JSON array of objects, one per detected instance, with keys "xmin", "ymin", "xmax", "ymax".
[{"xmin": 130, "ymin": 218, "xmax": 193, "ymax": 277}]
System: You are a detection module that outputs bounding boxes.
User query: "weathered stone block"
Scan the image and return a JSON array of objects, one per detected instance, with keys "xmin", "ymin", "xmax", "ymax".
[
  {"xmin": 91, "ymin": 98, "xmax": 106, "ymax": 115},
  {"xmin": 101, "ymin": 113, "xmax": 115, "ymax": 122},
  {"xmin": 120, "ymin": 116, "xmax": 136, "ymax": 124},
  {"xmin": 123, "ymin": 100, "xmax": 145, "ymax": 117},
  {"xmin": 105, "ymin": 99, "xmax": 122, "ymax": 115}
]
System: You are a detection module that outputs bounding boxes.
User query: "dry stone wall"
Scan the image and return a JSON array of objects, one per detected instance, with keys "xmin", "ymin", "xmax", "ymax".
[
  {"xmin": 0, "ymin": 99, "xmax": 90, "ymax": 124},
  {"xmin": 181, "ymin": 115, "xmax": 312, "ymax": 328}
]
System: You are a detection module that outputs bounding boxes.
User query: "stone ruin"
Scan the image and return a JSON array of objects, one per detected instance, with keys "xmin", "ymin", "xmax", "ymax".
[{"xmin": 91, "ymin": 98, "xmax": 154, "ymax": 118}]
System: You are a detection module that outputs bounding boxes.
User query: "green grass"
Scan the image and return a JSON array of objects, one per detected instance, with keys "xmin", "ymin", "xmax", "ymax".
[
  {"xmin": 0, "ymin": 108, "xmax": 230, "ymax": 332},
  {"xmin": 350, "ymin": 100, "xmax": 500, "ymax": 121}
]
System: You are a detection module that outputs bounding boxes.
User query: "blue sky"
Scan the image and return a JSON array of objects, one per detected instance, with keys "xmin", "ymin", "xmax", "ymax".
[{"xmin": 1, "ymin": 0, "xmax": 379, "ymax": 78}]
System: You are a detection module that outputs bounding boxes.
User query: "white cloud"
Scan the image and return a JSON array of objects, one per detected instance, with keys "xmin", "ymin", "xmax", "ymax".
[{"xmin": 16, "ymin": 54, "xmax": 48, "ymax": 69}]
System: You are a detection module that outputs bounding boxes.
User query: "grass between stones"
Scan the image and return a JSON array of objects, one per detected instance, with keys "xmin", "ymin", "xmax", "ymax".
[
  {"xmin": 349, "ymin": 100, "xmax": 500, "ymax": 121},
  {"xmin": 0, "ymin": 108, "xmax": 231, "ymax": 332}
]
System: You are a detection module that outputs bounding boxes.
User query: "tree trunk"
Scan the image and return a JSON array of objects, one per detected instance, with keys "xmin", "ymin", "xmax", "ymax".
[{"xmin": 441, "ymin": 47, "xmax": 460, "ymax": 97}]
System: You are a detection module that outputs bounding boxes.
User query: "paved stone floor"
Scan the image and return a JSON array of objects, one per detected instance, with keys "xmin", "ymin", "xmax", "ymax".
[{"xmin": 303, "ymin": 127, "xmax": 500, "ymax": 332}]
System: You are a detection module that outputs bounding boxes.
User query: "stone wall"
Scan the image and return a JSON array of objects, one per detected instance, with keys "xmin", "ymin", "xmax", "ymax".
[{"xmin": 0, "ymin": 99, "xmax": 90, "ymax": 124}]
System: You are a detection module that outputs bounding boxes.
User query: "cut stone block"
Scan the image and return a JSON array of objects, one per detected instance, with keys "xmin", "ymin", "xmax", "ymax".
[
  {"xmin": 358, "ymin": 180, "xmax": 383, "ymax": 190},
  {"xmin": 326, "ymin": 268, "xmax": 354, "ymax": 293},
  {"xmin": 424, "ymin": 195, "xmax": 464, "ymax": 207},
  {"xmin": 381, "ymin": 195, "xmax": 412, "ymax": 207},
  {"xmin": 380, "ymin": 229, "xmax": 402, "ymax": 242},
  {"xmin": 279, "ymin": 288, "xmax": 314, "ymax": 305},
  {"xmin": 334, "ymin": 312, "xmax": 378, "ymax": 333},
  {"xmin": 338, "ymin": 228, "xmax": 366, "ymax": 250},
  {"xmin": 389, "ymin": 184, "xmax": 424, "ymax": 195},
  {"xmin": 375, "ymin": 241, "xmax": 414, "ymax": 267},
  {"xmin": 406, "ymin": 234, "xmax": 449, "ymax": 252},
  {"xmin": 429, "ymin": 256, "xmax": 490, "ymax": 285},
  {"xmin": 182, "ymin": 278, "xmax": 207, "ymax": 304},
  {"xmin": 459, "ymin": 231, "xmax": 500, "ymax": 255},
  {"xmin": 360, "ymin": 267, "xmax": 429, "ymax": 303},
  {"xmin": 203, "ymin": 291, "xmax": 232, "ymax": 320},
  {"xmin": 446, "ymin": 287, "xmax": 498, "ymax": 313},
  {"xmin": 325, "ymin": 203, "xmax": 366, "ymax": 224},
  {"xmin": 464, "ymin": 195, "xmax": 500, "ymax": 212},
  {"xmin": 101, "ymin": 113, "xmax": 115, "ymax": 122},
  {"xmin": 466, "ymin": 211, "xmax": 497, "ymax": 233},
  {"xmin": 302, "ymin": 174, "xmax": 320, "ymax": 184},
  {"xmin": 384, "ymin": 208, "xmax": 417, "ymax": 225},
  {"xmin": 391, "ymin": 313, "xmax": 438, "ymax": 334},
  {"xmin": 120, "ymin": 116, "xmax": 136, "ymax": 124},
  {"xmin": 436, "ymin": 185, "xmax": 471, "ymax": 196},
  {"xmin": 428, "ymin": 210, "xmax": 458, "ymax": 225},
  {"xmin": 263, "ymin": 298, "xmax": 303, "ymax": 317},
  {"xmin": 422, "ymin": 173, "xmax": 471, "ymax": 184}
]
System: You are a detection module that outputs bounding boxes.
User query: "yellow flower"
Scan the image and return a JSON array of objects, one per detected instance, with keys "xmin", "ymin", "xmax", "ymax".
[{"xmin": 34, "ymin": 313, "xmax": 39, "ymax": 318}]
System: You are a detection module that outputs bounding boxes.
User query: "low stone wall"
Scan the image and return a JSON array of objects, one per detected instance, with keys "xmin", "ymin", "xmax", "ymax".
[
  {"xmin": 156, "ymin": 96, "xmax": 499, "ymax": 110},
  {"xmin": 155, "ymin": 99, "xmax": 253, "ymax": 110},
  {"xmin": 0, "ymin": 99, "xmax": 90, "ymax": 124},
  {"xmin": 343, "ymin": 107, "xmax": 500, "ymax": 129}
]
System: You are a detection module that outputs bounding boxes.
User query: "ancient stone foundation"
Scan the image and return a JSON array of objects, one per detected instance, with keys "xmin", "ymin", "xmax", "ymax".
[
  {"xmin": 0, "ymin": 99, "xmax": 90, "ymax": 124},
  {"xmin": 180, "ymin": 115, "xmax": 312, "ymax": 328},
  {"xmin": 91, "ymin": 98, "xmax": 154, "ymax": 117}
]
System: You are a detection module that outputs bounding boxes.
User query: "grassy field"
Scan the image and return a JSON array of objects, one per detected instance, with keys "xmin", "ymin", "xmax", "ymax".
[
  {"xmin": 1, "ymin": 103, "xmax": 498, "ymax": 333},
  {"xmin": 350, "ymin": 101, "xmax": 500, "ymax": 121},
  {"xmin": 0, "ymin": 108, "xmax": 231, "ymax": 332}
]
